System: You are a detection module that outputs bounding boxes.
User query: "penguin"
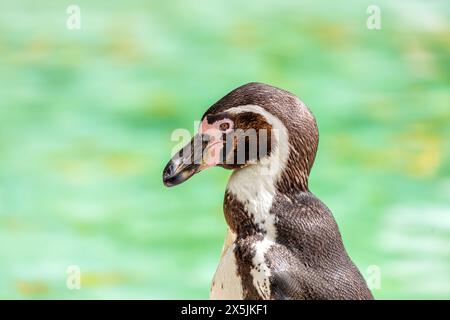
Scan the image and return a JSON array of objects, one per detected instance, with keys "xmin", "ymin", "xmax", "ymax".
[{"xmin": 163, "ymin": 82, "xmax": 374, "ymax": 300}]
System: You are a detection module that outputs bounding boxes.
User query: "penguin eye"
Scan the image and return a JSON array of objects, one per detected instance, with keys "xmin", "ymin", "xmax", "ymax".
[{"xmin": 219, "ymin": 122, "xmax": 230, "ymax": 131}]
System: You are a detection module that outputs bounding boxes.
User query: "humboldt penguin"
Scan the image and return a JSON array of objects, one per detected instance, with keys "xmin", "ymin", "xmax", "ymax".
[{"xmin": 162, "ymin": 82, "xmax": 373, "ymax": 300}]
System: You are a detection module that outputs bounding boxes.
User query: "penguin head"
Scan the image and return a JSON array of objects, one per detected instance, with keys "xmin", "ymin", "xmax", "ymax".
[
  {"xmin": 163, "ymin": 82, "xmax": 318, "ymax": 191},
  {"xmin": 162, "ymin": 107, "xmax": 274, "ymax": 187}
]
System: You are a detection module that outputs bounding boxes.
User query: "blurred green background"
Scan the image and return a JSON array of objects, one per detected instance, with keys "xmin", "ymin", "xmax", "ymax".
[{"xmin": 0, "ymin": 0, "xmax": 449, "ymax": 299}]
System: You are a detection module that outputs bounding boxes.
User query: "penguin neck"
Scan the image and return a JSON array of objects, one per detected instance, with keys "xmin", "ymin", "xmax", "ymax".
[{"xmin": 225, "ymin": 152, "xmax": 310, "ymax": 240}]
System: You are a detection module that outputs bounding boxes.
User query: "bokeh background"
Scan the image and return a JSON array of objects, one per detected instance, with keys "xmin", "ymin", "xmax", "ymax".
[{"xmin": 0, "ymin": 0, "xmax": 449, "ymax": 299}]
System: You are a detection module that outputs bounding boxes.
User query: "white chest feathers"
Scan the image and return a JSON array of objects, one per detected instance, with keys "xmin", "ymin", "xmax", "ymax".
[
  {"xmin": 210, "ymin": 230, "xmax": 275, "ymax": 300},
  {"xmin": 210, "ymin": 229, "xmax": 243, "ymax": 299}
]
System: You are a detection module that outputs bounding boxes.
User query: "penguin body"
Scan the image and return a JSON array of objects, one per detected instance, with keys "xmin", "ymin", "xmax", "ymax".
[{"xmin": 212, "ymin": 190, "xmax": 373, "ymax": 300}]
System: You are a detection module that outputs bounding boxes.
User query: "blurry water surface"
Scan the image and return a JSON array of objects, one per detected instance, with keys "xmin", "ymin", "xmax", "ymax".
[{"xmin": 0, "ymin": 0, "xmax": 449, "ymax": 299}]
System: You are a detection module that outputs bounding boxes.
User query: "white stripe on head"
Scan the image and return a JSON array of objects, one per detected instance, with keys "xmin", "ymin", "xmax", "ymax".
[{"xmin": 226, "ymin": 104, "xmax": 290, "ymax": 183}]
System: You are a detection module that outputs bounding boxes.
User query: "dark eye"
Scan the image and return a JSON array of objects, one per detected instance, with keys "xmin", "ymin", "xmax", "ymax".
[{"xmin": 219, "ymin": 122, "xmax": 230, "ymax": 131}]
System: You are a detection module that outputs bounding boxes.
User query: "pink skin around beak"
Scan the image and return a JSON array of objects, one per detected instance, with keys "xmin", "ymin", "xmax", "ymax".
[{"xmin": 199, "ymin": 117, "xmax": 232, "ymax": 169}]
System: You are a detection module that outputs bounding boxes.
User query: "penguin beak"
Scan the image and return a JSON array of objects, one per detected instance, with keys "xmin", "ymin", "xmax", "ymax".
[{"xmin": 163, "ymin": 133, "xmax": 223, "ymax": 187}]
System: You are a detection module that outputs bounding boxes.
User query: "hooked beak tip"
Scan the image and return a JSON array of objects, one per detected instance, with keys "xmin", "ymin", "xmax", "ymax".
[
  {"xmin": 163, "ymin": 178, "xmax": 176, "ymax": 187},
  {"xmin": 162, "ymin": 160, "xmax": 199, "ymax": 187},
  {"xmin": 163, "ymin": 174, "xmax": 178, "ymax": 187},
  {"xmin": 162, "ymin": 161, "xmax": 177, "ymax": 187}
]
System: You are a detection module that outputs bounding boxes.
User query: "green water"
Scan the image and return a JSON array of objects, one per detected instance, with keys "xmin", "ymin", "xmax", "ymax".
[{"xmin": 0, "ymin": 0, "xmax": 449, "ymax": 299}]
